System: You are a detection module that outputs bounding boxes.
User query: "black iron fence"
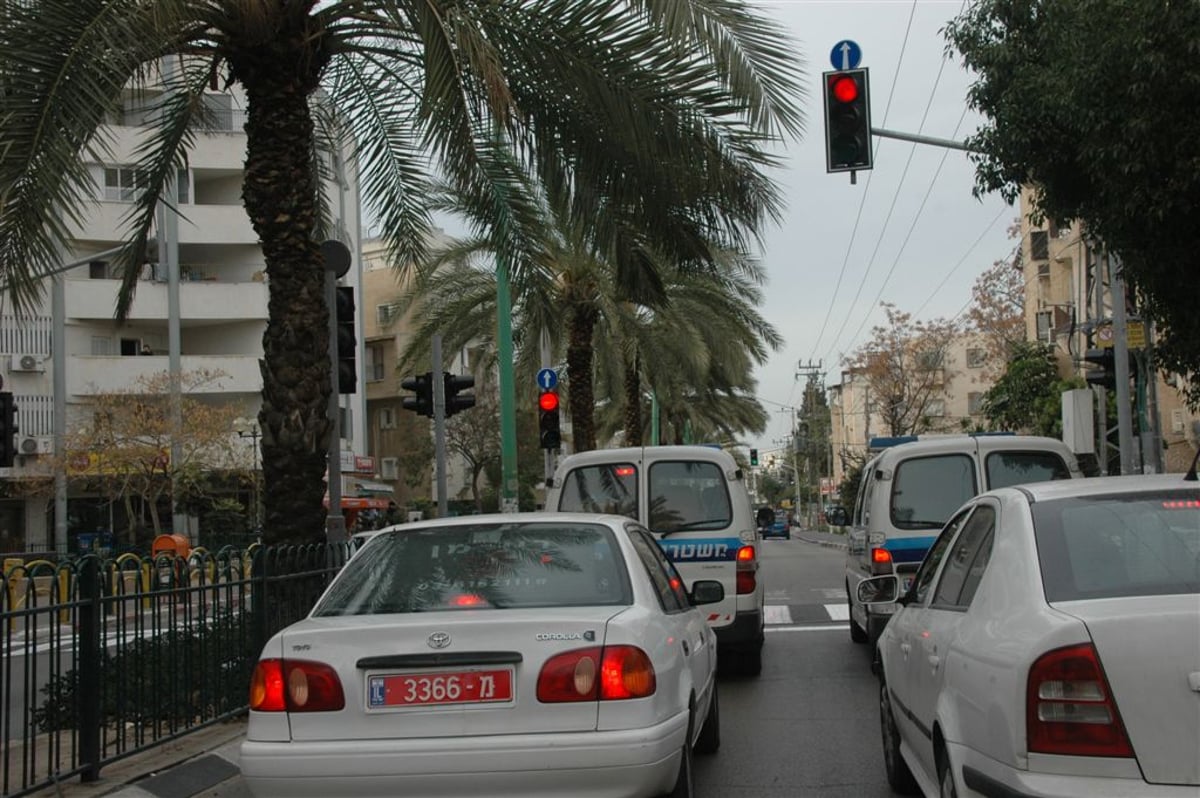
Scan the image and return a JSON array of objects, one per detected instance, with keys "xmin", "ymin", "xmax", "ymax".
[{"xmin": 0, "ymin": 542, "xmax": 351, "ymax": 797}]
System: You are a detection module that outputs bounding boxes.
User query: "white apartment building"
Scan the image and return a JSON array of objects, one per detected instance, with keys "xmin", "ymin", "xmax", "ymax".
[{"xmin": 0, "ymin": 86, "xmax": 364, "ymax": 553}]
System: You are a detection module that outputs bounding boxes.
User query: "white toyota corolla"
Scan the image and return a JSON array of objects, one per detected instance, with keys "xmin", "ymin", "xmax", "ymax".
[
  {"xmin": 240, "ymin": 513, "xmax": 722, "ymax": 798},
  {"xmin": 858, "ymin": 474, "xmax": 1200, "ymax": 798}
]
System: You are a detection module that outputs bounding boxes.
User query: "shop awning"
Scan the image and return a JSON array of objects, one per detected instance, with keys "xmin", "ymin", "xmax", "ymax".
[
  {"xmin": 322, "ymin": 496, "xmax": 392, "ymax": 510},
  {"xmin": 354, "ymin": 480, "xmax": 395, "ymax": 495}
]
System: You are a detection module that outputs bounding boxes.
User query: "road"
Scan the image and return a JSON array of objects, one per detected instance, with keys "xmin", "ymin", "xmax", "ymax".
[{"xmin": 184, "ymin": 532, "xmax": 897, "ymax": 798}]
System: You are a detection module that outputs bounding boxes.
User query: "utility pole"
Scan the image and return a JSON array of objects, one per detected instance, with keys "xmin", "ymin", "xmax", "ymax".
[
  {"xmin": 1108, "ymin": 252, "xmax": 1137, "ymax": 474},
  {"xmin": 796, "ymin": 359, "xmax": 824, "ymax": 528}
]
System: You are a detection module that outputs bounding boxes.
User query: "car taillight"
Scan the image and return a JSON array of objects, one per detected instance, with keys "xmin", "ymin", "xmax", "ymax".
[
  {"xmin": 736, "ymin": 544, "xmax": 757, "ymax": 594},
  {"xmin": 250, "ymin": 659, "xmax": 345, "ymax": 713},
  {"xmin": 1026, "ymin": 643, "xmax": 1133, "ymax": 758},
  {"xmin": 870, "ymin": 546, "xmax": 893, "ymax": 575},
  {"xmin": 537, "ymin": 646, "xmax": 656, "ymax": 702}
]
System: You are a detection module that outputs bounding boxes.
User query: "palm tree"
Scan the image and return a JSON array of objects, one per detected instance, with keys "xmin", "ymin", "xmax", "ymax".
[{"xmin": 0, "ymin": 0, "xmax": 802, "ymax": 542}]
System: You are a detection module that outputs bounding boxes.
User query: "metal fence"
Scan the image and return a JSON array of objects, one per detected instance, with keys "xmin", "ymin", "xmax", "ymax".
[{"xmin": 0, "ymin": 542, "xmax": 351, "ymax": 797}]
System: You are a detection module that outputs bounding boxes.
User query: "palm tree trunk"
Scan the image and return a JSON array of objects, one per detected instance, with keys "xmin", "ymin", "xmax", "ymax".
[
  {"xmin": 623, "ymin": 354, "xmax": 643, "ymax": 445},
  {"xmin": 240, "ymin": 70, "xmax": 330, "ymax": 544},
  {"xmin": 566, "ymin": 308, "xmax": 598, "ymax": 452}
]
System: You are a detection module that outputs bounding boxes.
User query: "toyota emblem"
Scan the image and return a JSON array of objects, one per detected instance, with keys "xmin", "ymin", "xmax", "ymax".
[{"xmin": 427, "ymin": 631, "xmax": 451, "ymax": 649}]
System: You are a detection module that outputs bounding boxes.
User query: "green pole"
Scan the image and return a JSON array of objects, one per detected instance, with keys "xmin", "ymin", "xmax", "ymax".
[
  {"xmin": 496, "ymin": 255, "xmax": 519, "ymax": 512},
  {"xmin": 650, "ymin": 391, "xmax": 659, "ymax": 446}
]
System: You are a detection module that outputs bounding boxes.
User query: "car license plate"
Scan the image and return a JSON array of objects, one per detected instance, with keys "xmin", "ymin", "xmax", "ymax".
[{"xmin": 367, "ymin": 668, "xmax": 513, "ymax": 708}]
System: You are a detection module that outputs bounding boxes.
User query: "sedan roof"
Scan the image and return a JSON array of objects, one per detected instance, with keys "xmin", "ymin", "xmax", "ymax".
[{"xmin": 1008, "ymin": 473, "xmax": 1198, "ymax": 503}]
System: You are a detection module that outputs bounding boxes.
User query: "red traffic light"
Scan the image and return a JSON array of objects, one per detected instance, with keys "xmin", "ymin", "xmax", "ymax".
[
  {"xmin": 538, "ymin": 391, "xmax": 559, "ymax": 412},
  {"xmin": 830, "ymin": 74, "xmax": 858, "ymax": 103}
]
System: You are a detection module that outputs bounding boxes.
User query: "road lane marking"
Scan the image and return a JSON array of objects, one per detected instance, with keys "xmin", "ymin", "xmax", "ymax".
[
  {"xmin": 824, "ymin": 603, "xmax": 849, "ymax": 621},
  {"xmin": 765, "ymin": 624, "xmax": 849, "ymax": 633},
  {"xmin": 763, "ymin": 605, "xmax": 793, "ymax": 625}
]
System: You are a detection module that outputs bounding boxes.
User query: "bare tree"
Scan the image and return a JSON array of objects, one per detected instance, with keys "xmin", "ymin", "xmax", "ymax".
[
  {"xmin": 446, "ymin": 394, "xmax": 501, "ymax": 512},
  {"xmin": 966, "ymin": 246, "xmax": 1026, "ymax": 375}
]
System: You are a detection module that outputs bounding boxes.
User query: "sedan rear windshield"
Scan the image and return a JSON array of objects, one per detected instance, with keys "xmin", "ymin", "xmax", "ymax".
[
  {"xmin": 1033, "ymin": 491, "xmax": 1200, "ymax": 601},
  {"xmin": 312, "ymin": 522, "xmax": 632, "ymax": 616},
  {"xmin": 985, "ymin": 450, "xmax": 1072, "ymax": 489}
]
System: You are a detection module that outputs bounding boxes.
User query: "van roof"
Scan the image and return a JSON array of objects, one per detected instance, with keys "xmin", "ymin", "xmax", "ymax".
[
  {"xmin": 867, "ymin": 434, "xmax": 1075, "ymax": 463},
  {"xmin": 554, "ymin": 444, "xmax": 737, "ymax": 467}
]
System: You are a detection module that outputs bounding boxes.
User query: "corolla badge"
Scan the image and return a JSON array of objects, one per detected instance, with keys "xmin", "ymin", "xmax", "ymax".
[
  {"xmin": 535, "ymin": 631, "xmax": 596, "ymax": 642},
  {"xmin": 427, "ymin": 631, "xmax": 451, "ymax": 649}
]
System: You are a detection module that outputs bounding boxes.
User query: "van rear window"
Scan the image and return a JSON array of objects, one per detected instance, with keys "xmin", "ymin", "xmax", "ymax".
[
  {"xmin": 556, "ymin": 463, "xmax": 638, "ymax": 518},
  {"xmin": 890, "ymin": 454, "xmax": 976, "ymax": 529},
  {"xmin": 985, "ymin": 451, "xmax": 1071, "ymax": 489},
  {"xmin": 649, "ymin": 461, "xmax": 732, "ymax": 533}
]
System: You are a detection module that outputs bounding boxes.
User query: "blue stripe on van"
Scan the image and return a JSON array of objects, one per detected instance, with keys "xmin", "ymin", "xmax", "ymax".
[
  {"xmin": 657, "ymin": 537, "xmax": 742, "ymax": 563},
  {"xmin": 881, "ymin": 535, "xmax": 937, "ymax": 564}
]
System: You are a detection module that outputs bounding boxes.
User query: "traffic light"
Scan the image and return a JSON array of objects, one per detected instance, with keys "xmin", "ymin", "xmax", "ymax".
[
  {"xmin": 444, "ymin": 372, "xmax": 476, "ymax": 417},
  {"xmin": 1083, "ymin": 348, "xmax": 1116, "ymax": 389},
  {"xmin": 823, "ymin": 68, "xmax": 872, "ymax": 173},
  {"xmin": 750, "ymin": 448, "xmax": 759, "ymax": 466},
  {"xmin": 401, "ymin": 372, "xmax": 433, "ymax": 417},
  {"xmin": 538, "ymin": 389, "xmax": 561, "ymax": 450},
  {"xmin": 335, "ymin": 285, "xmax": 356, "ymax": 394},
  {"xmin": 0, "ymin": 392, "xmax": 16, "ymax": 468}
]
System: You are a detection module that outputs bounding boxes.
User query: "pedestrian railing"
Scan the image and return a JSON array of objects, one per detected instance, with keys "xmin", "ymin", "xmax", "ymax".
[{"xmin": 0, "ymin": 541, "xmax": 350, "ymax": 797}]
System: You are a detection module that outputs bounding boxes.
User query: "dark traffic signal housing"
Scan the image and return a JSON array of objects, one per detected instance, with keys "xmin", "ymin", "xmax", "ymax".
[
  {"xmin": 0, "ymin": 392, "xmax": 16, "ymax": 468},
  {"xmin": 538, "ymin": 389, "xmax": 561, "ymax": 450},
  {"xmin": 823, "ymin": 68, "xmax": 873, "ymax": 173},
  {"xmin": 1083, "ymin": 347, "xmax": 1135, "ymax": 390},
  {"xmin": 401, "ymin": 372, "xmax": 433, "ymax": 417},
  {"xmin": 443, "ymin": 372, "xmax": 476, "ymax": 418},
  {"xmin": 750, "ymin": 448, "xmax": 759, "ymax": 466},
  {"xmin": 335, "ymin": 285, "xmax": 356, "ymax": 394}
]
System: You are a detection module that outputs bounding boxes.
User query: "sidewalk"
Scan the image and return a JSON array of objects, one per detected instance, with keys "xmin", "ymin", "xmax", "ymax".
[
  {"xmin": 794, "ymin": 527, "xmax": 849, "ymax": 550},
  {"xmin": 34, "ymin": 718, "xmax": 248, "ymax": 798}
]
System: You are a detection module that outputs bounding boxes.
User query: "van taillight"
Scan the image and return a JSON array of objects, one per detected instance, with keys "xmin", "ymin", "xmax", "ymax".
[
  {"xmin": 736, "ymin": 545, "xmax": 757, "ymax": 594},
  {"xmin": 1026, "ymin": 644, "xmax": 1133, "ymax": 758},
  {"xmin": 537, "ymin": 646, "xmax": 656, "ymax": 702},
  {"xmin": 250, "ymin": 659, "xmax": 345, "ymax": 713},
  {"xmin": 870, "ymin": 546, "xmax": 893, "ymax": 575}
]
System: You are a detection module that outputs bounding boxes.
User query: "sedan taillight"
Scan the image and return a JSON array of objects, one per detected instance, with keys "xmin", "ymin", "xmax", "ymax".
[
  {"xmin": 736, "ymin": 544, "xmax": 757, "ymax": 594},
  {"xmin": 537, "ymin": 646, "xmax": 656, "ymax": 702},
  {"xmin": 250, "ymin": 659, "xmax": 345, "ymax": 713},
  {"xmin": 1026, "ymin": 643, "xmax": 1133, "ymax": 758}
]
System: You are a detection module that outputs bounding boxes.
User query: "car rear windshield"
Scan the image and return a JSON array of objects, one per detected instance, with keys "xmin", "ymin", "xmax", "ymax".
[
  {"xmin": 556, "ymin": 463, "xmax": 638, "ymax": 518},
  {"xmin": 1033, "ymin": 491, "xmax": 1200, "ymax": 601},
  {"xmin": 649, "ymin": 461, "xmax": 732, "ymax": 534},
  {"xmin": 985, "ymin": 450, "xmax": 1072, "ymax": 489},
  {"xmin": 312, "ymin": 522, "xmax": 632, "ymax": 615}
]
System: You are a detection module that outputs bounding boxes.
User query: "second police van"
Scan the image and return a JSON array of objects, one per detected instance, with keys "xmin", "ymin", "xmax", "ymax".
[
  {"xmin": 546, "ymin": 445, "xmax": 765, "ymax": 676},
  {"xmin": 843, "ymin": 433, "xmax": 1083, "ymax": 650}
]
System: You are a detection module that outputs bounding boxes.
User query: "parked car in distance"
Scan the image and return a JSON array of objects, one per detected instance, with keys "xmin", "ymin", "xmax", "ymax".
[
  {"xmin": 241, "ymin": 513, "xmax": 722, "ymax": 798},
  {"xmin": 860, "ymin": 474, "xmax": 1200, "ymax": 798},
  {"xmin": 845, "ymin": 433, "xmax": 1082, "ymax": 647}
]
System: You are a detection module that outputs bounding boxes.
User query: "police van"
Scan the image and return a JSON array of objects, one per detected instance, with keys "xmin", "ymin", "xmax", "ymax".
[
  {"xmin": 844, "ymin": 434, "xmax": 1082, "ymax": 649},
  {"xmin": 546, "ymin": 445, "xmax": 765, "ymax": 676}
]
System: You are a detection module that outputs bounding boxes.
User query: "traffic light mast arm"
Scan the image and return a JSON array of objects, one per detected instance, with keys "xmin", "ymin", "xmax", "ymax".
[{"xmin": 869, "ymin": 125, "xmax": 980, "ymax": 153}]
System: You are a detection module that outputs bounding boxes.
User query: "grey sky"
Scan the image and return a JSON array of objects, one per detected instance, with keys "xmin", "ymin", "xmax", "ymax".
[{"xmin": 750, "ymin": 0, "xmax": 1014, "ymax": 456}]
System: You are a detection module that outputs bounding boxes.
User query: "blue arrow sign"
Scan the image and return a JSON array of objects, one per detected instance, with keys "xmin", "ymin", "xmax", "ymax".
[
  {"xmin": 537, "ymin": 368, "xmax": 558, "ymax": 390},
  {"xmin": 830, "ymin": 40, "xmax": 862, "ymax": 71}
]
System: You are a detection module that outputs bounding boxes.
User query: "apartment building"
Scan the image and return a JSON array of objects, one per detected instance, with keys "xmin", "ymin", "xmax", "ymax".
[
  {"xmin": 828, "ymin": 331, "xmax": 999, "ymax": 487},
  {"xmin": 1017, "ymin": 189, "xmax": 1198, "ymax": 472},
  {"xmin": 0, "ymin": 85, "xmax": 364, "ymax": 553}
]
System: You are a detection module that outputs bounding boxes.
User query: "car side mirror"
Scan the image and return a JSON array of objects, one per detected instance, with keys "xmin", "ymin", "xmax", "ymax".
[
  {"xmin": 856, "ymin": 574, "xmax": 900, "ymax": 605},
  {"xmin": 689, "ymin": 579, "xmax": 725, "ymax": 606}
]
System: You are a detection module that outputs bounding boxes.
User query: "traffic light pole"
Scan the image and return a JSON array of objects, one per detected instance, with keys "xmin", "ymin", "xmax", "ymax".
[
  {"xmin": 432, "ymin": 334, "xmax": 448, "ymax": 518},
  {"xmin": 869, "ymin": 126, "xmax": 978, "ymax": 153}
]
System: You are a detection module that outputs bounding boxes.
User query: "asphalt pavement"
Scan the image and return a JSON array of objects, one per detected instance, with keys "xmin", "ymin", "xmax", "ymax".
[{"xmin": 37, "ymin": 526, "xmax": 851, "ymax": 798}]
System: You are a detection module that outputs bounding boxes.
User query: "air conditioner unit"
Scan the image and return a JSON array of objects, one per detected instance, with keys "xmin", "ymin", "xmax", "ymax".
[
  {"xmin": 380, "ymin": 457, "xmax": 398, "ymax": 480},
  {"xmin": 1036, "ymin": 262, "xmax": 1051, "ymax": 279},
  {"xmin": 10, "ymin": 353, "xmax": 44, "ymax": 372},
  {"xmin": 19, "ymin": 436, "xmax": 53, "ymax": 456}
]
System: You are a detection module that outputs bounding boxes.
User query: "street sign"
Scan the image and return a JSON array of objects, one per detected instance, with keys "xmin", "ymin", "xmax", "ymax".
[
  {"xmin": 830, "ymin": 39, "xmax": 862, "ymax": 71},
  {"xmin": 536, "ymin": 368, "xmax": 558, "ymax": 390}
]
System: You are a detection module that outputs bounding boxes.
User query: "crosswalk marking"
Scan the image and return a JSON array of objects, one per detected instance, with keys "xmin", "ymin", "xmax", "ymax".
[
  {"xmin": 824, "ymin": 603, "xmax": 849, "ymax": 621},
  {"xmin": 763, "ymin": 605, "xmax": 793, "ymax": 625}
]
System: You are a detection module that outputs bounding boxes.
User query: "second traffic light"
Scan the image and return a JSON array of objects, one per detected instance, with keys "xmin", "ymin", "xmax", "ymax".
[
  {"xmin": 823, "ymin": 68, "xmax": 872, "ymax": 173},
  {"xmin": 538, "ymin": 390, "xmax": 561, "ymax": 450},
  {"xmin": 335, "ymin": 286, "xmax": 356, "ymax": 394},
  {"xmin": 444, "ymin": 372, "xmax": 476, "ymax": 418},
  {"xmin": 750, "ymin": 448, "xmax": 759, "ymax": 466},
  {"xmin": 401, "ymin": 372, "xmax": 433, "ymax": 417}
]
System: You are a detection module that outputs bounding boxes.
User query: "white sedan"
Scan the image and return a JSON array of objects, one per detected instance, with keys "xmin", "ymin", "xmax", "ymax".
[
  {"xmin": 241, "ymin": 513, "xmax": 721, "ymax": 798},
  {"xmin": 858, "ymin": 474, "xmax": 1200, "ymax": 798}
]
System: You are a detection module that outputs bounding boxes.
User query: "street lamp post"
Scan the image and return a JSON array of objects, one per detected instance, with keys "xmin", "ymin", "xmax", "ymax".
[{"xmin": 234, "ymin": 417, "xmax": 261, "ymax": 536}]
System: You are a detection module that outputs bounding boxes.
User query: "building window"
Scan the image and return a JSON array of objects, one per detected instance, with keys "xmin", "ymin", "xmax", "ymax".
[
  {"xmin": 916, "ymin": 350, "xmax": 943, "ymax": 371},
  {"xmin": 377, "ymin": 304, "xmax": 398, "ymax": 326},
  {"xmin": 926, "ymin": 399, "xmax": 946, "ymax": 417},
  {"xmin": 90, "ymin": 336, "xmax": 112, "ymax": 356},
  {"xmin": 379, "ymin": 407, "xmax": 396, "ymax": 430},
  {"xmin": 103, "ymin": 166, "xmax": 188, "ymax": 202},
  {"xmin": 966, "ymin": 348, "xmax": 987, "ymax": 369},
  {"xmin": 967, "ymin": 392, "xmax": 985, "ymax": 416},
  {"xmin": 1030, "ymin": 230, "xmax": 1049, "ymax": 261},
  {"xmin": 365, "ymin": 343, "xmax": 386, "ymax": 382}
]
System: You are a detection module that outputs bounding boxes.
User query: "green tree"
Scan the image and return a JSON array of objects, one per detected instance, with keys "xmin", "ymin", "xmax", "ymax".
[
  {"xmin": 981, "ymin": 341, "xmax": 1084, "ymax": 437},
  {"xmin": 0, "ymin": 0, "xmax": 802, "ymax": 542},
  {"xmin": 946, "ymin": 0, "xmax": 1200, "ymax": 403}
]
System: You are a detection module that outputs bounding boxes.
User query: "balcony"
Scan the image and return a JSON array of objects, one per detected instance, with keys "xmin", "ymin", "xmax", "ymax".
[
  {"xmin": 68, "ymin": 354, "xmax": 262, "ymax": 397},
  {"xmin": 66, "ymin": 279, "xmax": 267, "ymax": 322},
  {"xmin": 70, "ymin": 202, "xmax": 258, "ymax": 246}
]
